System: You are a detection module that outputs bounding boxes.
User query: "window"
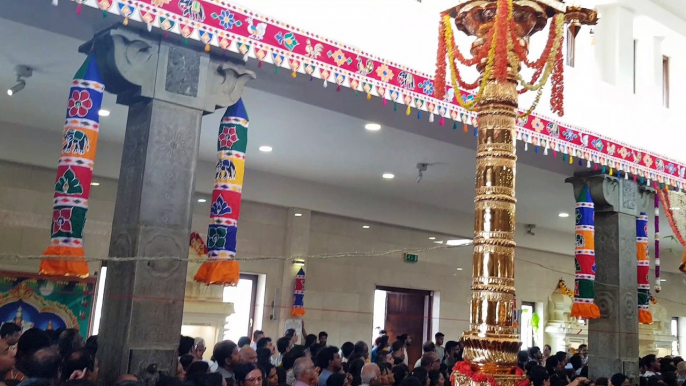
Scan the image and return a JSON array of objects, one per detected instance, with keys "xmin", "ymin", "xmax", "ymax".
[
  {"xmin": 663, "ymin": 56, "xmax": 670, "ymax": 108},
  {"xmin": 672, "ymin": 317, "xmax": 680, "ymax": 356},
  {"xmin": 520, "ymin": 302, "xmax": 535, "ymax": 351},
  {"xmin": 566, "ymin": 29, "xmax": 576, "ymax": 67},
  {"xmin": 222, "ymin": 274, "xmax": 258, "ymax": 342}
]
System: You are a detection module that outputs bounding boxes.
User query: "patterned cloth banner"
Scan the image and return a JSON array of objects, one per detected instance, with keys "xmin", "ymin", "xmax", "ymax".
[
  {"xmin": 40, "ymin": 55, "xmax": 104, "ymax": 278},
  {"xmin": 571, "ymin": 186, "xmax": 600, "ymax": 319},
  {"xmin": 654, "ymin": 195, "xmax": 661, "ymax": 292},
  {"xmin": 637, "ymin": 212, "xmax": 653, "ymax": 324},
  {"xmin": 292, "ymin": 267, "xmax": 305, "ymax": 316},
  {"xmin": 194, "ymin": 99, "xmax": 248, "ymax": 286},
  {"xmin": 657, "ymin": 189, "xmax": 686, "ymax": 275}
]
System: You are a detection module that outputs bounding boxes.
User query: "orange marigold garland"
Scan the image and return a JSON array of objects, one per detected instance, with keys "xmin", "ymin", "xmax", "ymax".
[
  {"xmin": 435, "ymin": 19, "xmax": 447, "ymax": 100},
  {"xmin": 452, "ymin": 362, "xmax": 528, "ymax": 386},
  {"xmin": 550, "ymin": 22, "xmax": 565, "ymax": 116},
  {"xmin": 493, "ymin": 0, "xmax": 511, "ymax": 82}
]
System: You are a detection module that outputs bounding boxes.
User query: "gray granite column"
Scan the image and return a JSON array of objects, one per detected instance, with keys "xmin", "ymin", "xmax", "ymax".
[
  {"xmin": 566, "ymin": 173, "xmax": 652, "ymax": 380},
  {"xmin": 79, "ymin": 26, "xmax": 254, "ymax": 384}
]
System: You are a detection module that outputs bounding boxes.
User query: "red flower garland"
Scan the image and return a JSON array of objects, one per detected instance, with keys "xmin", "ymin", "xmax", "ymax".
[
  {"xmin": 494, "ymin": 0, "xmax": 510, "ymax": 82},
  {"xmin": 452, "ymin": 362, "xmax": 528, "ymax": 386},
  {"xmin": 435, "ymin": 19, "xmax": 448, "ymax": 100},
  {"xmin": 550, "ymin": 25, "xmax": 565, "ymax": 116}
]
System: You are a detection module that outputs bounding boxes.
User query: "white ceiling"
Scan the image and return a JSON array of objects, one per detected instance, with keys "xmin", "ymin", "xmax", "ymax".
[{"xmin": 0, "ymin": 3, "xmax": 683, "ymax": 272}]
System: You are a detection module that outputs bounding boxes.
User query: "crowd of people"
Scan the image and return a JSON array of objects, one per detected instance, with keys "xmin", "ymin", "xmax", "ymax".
[{"xmin": 0, "ymin": 322, "xmax": 684, "ymax": 386}]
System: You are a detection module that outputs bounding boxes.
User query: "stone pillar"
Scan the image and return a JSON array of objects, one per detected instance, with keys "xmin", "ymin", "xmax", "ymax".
[
  {"xmin": 566, "ymin": 173, "xmax": 652, "ymax": 380},
  {"xmin": 79, "ymin": 26, "xmax": 254, "ymax": 384}
]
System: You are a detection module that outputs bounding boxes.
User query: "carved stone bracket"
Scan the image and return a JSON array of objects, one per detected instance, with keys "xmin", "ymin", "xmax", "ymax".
[
  {"xmin": 80, "ymin": 25, "xmax": 255, "ymax": 113},
  {"xmin": 565, "ymin": 171, "xmax": 652, "ymax": 216}
]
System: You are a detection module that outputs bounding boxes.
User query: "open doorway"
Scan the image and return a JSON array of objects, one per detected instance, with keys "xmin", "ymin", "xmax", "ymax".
[
  {"xmin": 520, "ymin": 301, "xmax": 535, "ymax": 351},
  {"xmin": 372, "ymin": 286, "xmax": 433, "ymax": 368},
  {"xmin": 222, "ymin": 274, "xmax": 258, "ymax": 342}
]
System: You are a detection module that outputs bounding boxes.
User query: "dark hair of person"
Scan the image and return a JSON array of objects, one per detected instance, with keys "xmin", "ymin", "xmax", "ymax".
[
  {"xmin": 24, "ymin": 347, "xmax": 62, "ymax": 379},
  {"xmin": 214, "ymin": 341, "xmax": 238, "ymax": 368},
  {"xmin": 257, "ymin": 347, "xmax": 272, "ymax": 368},
  {"xmin": 397, "ymin": 335, "xmax": 408, "ymax": 343},
  {"xmin": 354, "ymin": 341, "xmax": 368, "ymax": 355},
  {"xmin": 285, "ymin": 329, "xmax": 296, "ymax": 339},
  {"xmin": 85, "ymin": 335, "xmax": 98, "ymax": 356},
  {"xmin": 316, "ymin": 346, "xmax": 339, "ymax": 369},
  {"xmin": 445, "ymin": 341, "xmax": 459, "ymax": 353},
  {"xmin": 544, "ymin": 345, "xmax": 552, "ymax": 352},
  {"xmin": 253, "ymin": 330, "xmax": 264, "ymax": 340},
  {"xmin": 276, "ymin": 366, "xmax": 287, "ymax": 385},
  {"xmin": 282, "ymin": 346, "xmax": 307, "ymax": 371},
  {"xmin": 309, "ymin": 343, "xmax": 324, "ymax": 358},
  {"xmin": 376, "ymin": 350, "xmax": 391, "ymax": 367},
  {"xmin": 60, "ymin": 348, "xmax": 96, "ymax": 382},
  {"xmin": 662, "ymin": 372, "xmax": 679, "ymax": 386},
  {"xmin": 257, "ymin": 337, "xmax": 272, "ymax": 349},
  {"xmin": 277, "ymin": 337, "xmax": 291, "ymax": 355},
  {"xmin": 578, "ymin": 344, "xmax": 587, "ymax": 350},
  {"xmin": 348, "ymin": 359, "xmax": 365, "ymax": 386},
  {"xmin": 525, "ymin": 361, "xmax": 538, "ymax": 375},
  {"xmin": 341, "ymin": 342, "xmax": 355, "ymax": 359},
  {"xmin": 434, "ymin": 333, "xmax": 444, "ymax": 339},
  {"xmin": 412, "ymin": 368, "xmax": 428, "ymax": 385},
  {"xmin": 529, "ymin": 366, "xmax": 550, "ymax": 386},
  {"xmin": 569, "ymin": 354, "xmax": 582, "ymax": 370},
  {"xmin": 58, "ymin": 328, "xmax": 82, "ymax": 359},
  {"xmin": 545, "ymin": 356, "xmax": 559, "ymax": 376},
  {"xmin": 400, "ymin": 376, "xmax": 423, "ymax": 386},
  {"xmin": 642, "ymin": 355, "xmax": 657, "ymax": 368},
  {"xmin": 15, "ymin": 328, "xmax": 52, "ymax": 374},
  {"xmin": 517, "ymin": 351, "xmax": 529, "ymax": 369},
  {"xmin": 611, "ymin": 373, "xmax": 628, "ymax": 386},
  {"xmin": 179, "ymin": 354, "xmax": 195, "ymax": 372},
  {"xmin": 235, "ymin": 363, "xmax": 259, "ymax": 384},
  {"xmin": 554, "ymin": 352, "xmax": 567, "ymax": 364},
  {"xmin": 304, "ymin": 335, "xmax": 317, "ymax": 348},
  {"xmin": 422, "ymin": 342, "xmax": 435, "ymax": 353},
  {"xmin": 319, "ymin": 332, "xmax": 328, "ymax": 339},
  {"xmin": 392, "ymin": 365, "xmax": 409, "ymax": 386},
  {"xmin": 0, "ymin": 322, "xmax": 21, "ymax": 338},
  {"xmin": 595, "ymin": 377, "xmax": 609, "ymax": 386},
  {"xmin": 327, "ymin": 373, "xmax": 346, "ymax": 386},
  {"xmin": 529, "ymin": 347, "xmax": 541, "ymax": 358},
  {"xmin": 186, "ymin": 361, "xmax": 210, "ymax": 377},
  {"xmin": 238, "ymin": 337, "xmax": 252, "ymax": 349},
  {"xmin": 378, "ymin": 336, "xmax": 390, "ymax": 350},
  {"xmin": 179, "ymin": 335, "xmax": 195, "ymax": 356},
  {"xmin": 428, "ymin": 370, "xmax": 443, "ymax": 386}
]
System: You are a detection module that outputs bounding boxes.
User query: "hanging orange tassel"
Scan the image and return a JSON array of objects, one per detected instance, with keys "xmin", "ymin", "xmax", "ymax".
[
  {"xmin": 571, "ymin": 303, "xmax": 600, "ymax": 320},
  {"xmin": 194, "ymin": 260, "xmax": 240, "ymax": 286},
  {"xmin": 40, "ymin": 247, "xmax": 89, "ymax": 278}
]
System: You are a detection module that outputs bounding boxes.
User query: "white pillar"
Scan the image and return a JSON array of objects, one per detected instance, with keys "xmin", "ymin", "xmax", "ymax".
[{"xmin": 595, "ymin": 4, "xmax": 635, "ymax": 94}]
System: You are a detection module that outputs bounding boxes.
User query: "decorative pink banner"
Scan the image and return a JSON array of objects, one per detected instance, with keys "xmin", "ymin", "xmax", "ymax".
[{"xmin": 74, "ymin": 0, "xmax": 686, "ymax": 189}]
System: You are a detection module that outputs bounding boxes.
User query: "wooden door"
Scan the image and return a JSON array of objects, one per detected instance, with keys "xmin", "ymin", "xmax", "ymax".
[{"xmin": 381, "ymin": 287, "xmax": 431, "ymax": 369}]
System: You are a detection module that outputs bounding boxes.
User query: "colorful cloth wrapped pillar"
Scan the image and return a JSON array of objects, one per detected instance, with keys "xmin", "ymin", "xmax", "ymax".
[
  {"xmin": 194, "ymin": 100, "xmax": 248, "ymax": 286},
  {"xmin": 637, "ymin": 212, "xmax": 653, "ymax": 324},
  {"xmin": 654, "ymin": 195, "xmax": 661, "ymax": 293},
  {"xmin": 40, "ymin": 55, "xmax": 104, "ymax": 278},
  {"xmin": 571, "ymin": 186, "xmax": 600, "ymax": 319},
  {"xmin": 292, "ymin": 268, "xmax": 305, "ymax": 316}
]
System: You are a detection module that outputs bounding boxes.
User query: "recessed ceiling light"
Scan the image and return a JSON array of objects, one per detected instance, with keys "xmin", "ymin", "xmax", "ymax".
[
  {"xmin": 382, "ymin": 173, "xmax": 395, "ymax": 179},
  {"xmin": 98, "ymin": 109, "xmax": 110, "ymax": 117},
  {"xmin": 294, "ymin": 213, "xmax": 303, "ymax": 217},
  {"xmin": 362, "ymin": 225, "xmax": 370, "ymax": 229},
  {"xmin": 197, "ymin": 199, "xmax": 207, "ymax": 203},
  {"xmin": 365, "ymin": 123, "xmax": 381, "ymax": 131},
  {"xmin": 446, "ymin": 239, "xmax": 471, "ymax": 246},
  {"xmin": 456, "ymin": 268, "xmax": 463, "ymax": 271},
  {"xmin": 433, "ymin": 241, "xmax": 444, "ymax": 244},
  {"xmin": 559, "ymin": 212, "xmax": 570, "ymax": 218},
  {"xmin": 671, "ymin": 207, "xmax": 681, "ymax": 211},
  {"xmin": 429, "ymin": 237, "xmax": 436, "ymax": 240},
  {"xmin": 90, "ymin": 182, "xmax": 100, "ymax": 186},
  {"xmin": 661, "ymin": 279, "xmax": 667, "ymax": 282},
  {"xmin": 259, "ymin": 146, "xmax": 273, "ymax": 152}
]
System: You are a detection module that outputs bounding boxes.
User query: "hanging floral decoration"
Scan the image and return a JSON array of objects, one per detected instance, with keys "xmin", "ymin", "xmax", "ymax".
[
  {"xmin": 654, "ymin": 194, "xmax": 661, "ymax": 292},
  {"xmin": 451, "ymin": 362, "xmax": 528, "ymax": 386},
  {"xmin": 657, "ymin": 189, "xmax": 686, "ymax": 275},
  {"xmin": 571, "ymin": 185, "xmax": 600, "ymax": 320},
  {"xmin": 435, "ymin": 0, "xmax": 565, "ymax": 118},
  {"xmin": 291, "ymin": 267, "xmax": 305, "ymax": 317},
  {"xmin": 636, "ymin": 212, "xmax": 653, "ymax": 325}
]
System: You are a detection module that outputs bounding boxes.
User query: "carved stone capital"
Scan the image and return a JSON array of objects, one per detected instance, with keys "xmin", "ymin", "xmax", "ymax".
[
  {"xmin": 565, "ymin": 171, "xmax": 642, "ymax": 216},
  {"xmin": 80, "ymin": 25, "xmax": 254, "ymax": 114}
]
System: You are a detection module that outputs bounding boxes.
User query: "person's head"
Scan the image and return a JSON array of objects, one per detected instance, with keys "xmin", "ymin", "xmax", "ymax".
[
  {"xmin": 375, "ymin": 350, "xmax": 392, "ymax": 367},
  {"xmin": 282, "ymin": 346, "xmax": 307, "ymax": 372},
  {"xmin": 309, "ymin": 343, "xmax": 324, "ymax": 359},
  {"xmin": 214, "ymin": 340, "xmax": 240, "ymax": 371},
  {"xmin": 517, "ymin": 351, "xmax": 530, "ymax": 368},
  {"xmin": 554, "ymin": 352, "xmax": 567, "ymax": 367},
  {"xmin": 235, "ymin": 363, "xmax": 262, "ymax": 386},
  {"xmin": 253, "ymin": 330, "xmax": 265, "ymax": 343},
  {"xmin": 428, "ymin": 370, "xmax": 444, "ymax": 386},
  {"xmin": 543, "ymin": 345, "xmax": 552, "ymax": 357},
  {"xmin": 238, "ymin": 337, "xmax": 252, "ymax": 349},
  {"xmin": 262, "ymin": 364, "xmax": 278, "ymax": 386},
  {"xmin": 319, "ymin": 332, "xmax": 328, "ymax": 346},
  {"xmin": 180, "ymin": 354, "xmax": 196, "ymax": 372},
  {"xmin": 285, "ymin": 329, "xmax": 298, "ymax": 345},
  {"xmin": 256, "ymin": 337, "xmax": 274, "ymax": 354},
  {"xmin": 677, "ymin": 361, "xmax": 686, "ymax": 378},
  {"xmin": 434, "ymin": 334, "xmax": 444, "ymax": 347},
  {"xmin": 570, "ymin": 354, "xmax": 583, "ymax": 371},
  {"xmin": 354, "ymin": 341, "xmax": 369, "ymax": 360},
  {"xmin": 240, "ymin": 346, "xmax": 258, "ymax": 364},
  {"xmin": 85, "ymin": 335, "xmax": 98, "ymax": 357},
  {"xmin": 179, "ymin": 335, "xmax": 195, "ymax": 356},
  {"xmin": 420, "ymin": 353, "xmax": 440, "ymax": 371},
  {"xmin": 293, "ymin": 357, "xmax": 317, "ymax": 386},
  {"xmin": 0, "ymin": 323, "xmax": 21, "ymax": 346},
  {"xmin": 277, "ymin": 337, "xmax": 291, "ymax": 355},
  {"xmin": 525, "ymin": 361, "xmax": 538, "ymax": 375},
  {"xmin": 361, "ymin": 364, "xmax": 381, "ymax": 385},
  {"xmin": 60, "ymin": 348, "xmax": 99, "ymax": 383},
  {"xmin": 304, "ymin": 335, "xmax": 317, "ymax": 349},
  {"xmin": 421, "ymin": 342, "xmax": 435, "ymax": 354},
  {"xmin": 400, "ymin": 376, "xmax": 422, "ymax": 386},
  {"xmin": 662, "ymin": 372, "xmax": 679, "ymax": 386},
  {"xmin": 15, "ymin": 327, "xmax": 51, "ymax": 374},
  {"xmin": 390, "ymin": 341, "xmax": 405, "ymax": 365},
  {"xmin": 377, "ymin": 336, "xmax": 390, "ymax": 351},
  {"xmin": 257, "ymin": 347, "xmax": 273, "ymax": 368},
  {"xmin": 643, "ymin": 355, "xmax": 659, "ymax": 372},
  {"xmin": 58, "ymin": 328, "xmax": 84, "ymax": 359},
  {"xmin": 529, "ymin": 347, "xmax": 542, "ymax": 360},
  {"xmin": 328, "ymin": 373, "xmax": 347, "ymax": 386},
  {"xmin": 544, "ymin": 356, "xmax": 559, "ymax": 376},
  {"xmin": 529, "ymin": 366, "xmax": 550, "ymax": 386},
  {"xmin": 595, "ymin": 377, "xmax": 609, "ymax": 386},
  {"xmin": 444, "ymin": 341, "xmax": 459, "ymax": 358},
  {"xmin": 411, "ymin": 368, "xmax": 428, "ymax": 386},
  {"xmin": 578, "ymin": 344, "xmax": 588, "ymax": 358},
  {"xmin": 341, "ymin": 342, "xmax": 355, "ymax": 360},
  {"xmin": 22, "ymin": 347, "xmax": 61, "ymax": 380},
  {"xmin": 610, "ymin": 373, "xmax": 630, "ymax": 386},
  {"xmin": 316, "ymin": 346, "xmax": 341, "ymax": 372},
  {"xmin": 349, "ymin": 359, "xmax": 366, "ymax": 386},
  {"xmin": 392, "ymin": 365, "xmax": 409, "ymax": 386},
  {"xmin": 186, "ymin": 360, "xmax": 210, "ymax": 377}
]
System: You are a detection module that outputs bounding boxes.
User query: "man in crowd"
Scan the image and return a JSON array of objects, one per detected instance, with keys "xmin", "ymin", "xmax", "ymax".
[
  {"xmin": 418, "ymin": 352, "xmax": 440, "ymax": 372},
  {"xmin": 433, "ymin": 333, "xmax": 445, "ymax": 362},
  {"xmin": 578, "ymin": 344, "xmax": 589, "ymax": 366},
  {"xmin": 317, "ymin": 346, "xmax": 341, "ymax": 386},
  {"xmin": 642, "ymin": 354, "xmax": 661, "ymax": 378},
  {"xmin": 414, "ymin": 342, "xmax": 435, "ymax": 369},
  {"xmin": 293, "ymin": 357, "xmax": 318, "ymax": 386},
  {"xmin": 239, "ymin": 346, "xmax": 258, "ymax": 364},
  {"xmin": 251, "ymin": 331, "xmax": 265, "ymax": 350},
  {"xmin": 0, "ymin": 323, "xmax": 21, "ymax": 356},
  {"xmin": 275, "ymin": 337, "xmax": 291, "ymax": 366},
  {"xmin": 17, "ymin": 347, "xmax": 61, "ymax": 386},
  {"xmin": 677, "ymin": 360, "xmax": 686, "ymax": 384},
  {"xmin": 318, "ymin": 332, "xmax": 328, "ymax": 347},
  {"xmin": 397, "ymin": 334, "xmax": 411, "ymax": 366},
  {"xmin": 214, "ymin": 340, "xmax": 240, "ymax": 380},
  {"xmin": 360, "ymin": 363, "xmax": 380, "ymax": 386},
  {"xmin": 390, "ymin": 341, "xmax": 405, "ymax": 366},
  {"xmin": 238, "ymin": 337, "xmax": 252, "ymax": 349},
  {"xmin": 443, "ymin": 341, "xmax": 460, "ymax": 369}
]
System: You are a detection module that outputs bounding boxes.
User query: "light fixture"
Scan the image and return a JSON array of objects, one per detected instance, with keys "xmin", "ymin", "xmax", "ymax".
[
  {"xmin": 90, "ymin": 182, "xmax": 100, "ymax": 186},
  {"xmin": 98, "ymin": 109, "xmax": 111, "ymax": 117},
  {"xmin": 7, "ymin": 65, "xmax": 32, "ymax": 97},
  {"xmin": 293, "ymin": 259, "xmax": 305, "ymax": 266},
  {"xmin": 559, "ymin": 212, "xmax": 570, "ymax": 218},
  {"xmin": 429, "ymin": 237, "xmax": 436, "ymax": 240},
  {"xmin": 433, "ymin": 240, "xmax": 444, "ymax": 244},
  {"xmin": 365, "ymin": 123, "xmax": 381, "ymax": 131},
  {"xmin": 671, "ymin": 207, "xmax": 681, "ymax": 211},
  {"xmin": 294, "ymin": 213, "xmax": 303, "ymax": 217},
  {"xmin": 456, "ymin": 268, "xmax": 463, "ymax": 271},
  {"xmin": 259, "ymin": 145, "xmax": 273, "ymax": 152},
  {"xmin": 362, "ymin": 225, "xmax": 370, "ymax": 229},
  {"xmin": 197, "ymin": 198, "xmax": 207, "ymax": 203},
  {"xmin": 446, "ymin": 239, "xmax": 471, "ymax": 246},
  {"xmin": 661, "ymin": 279, "xmax": 667, "ymax": 282},
  {"xmin": 382, "ymin": 173, "xmax": 395, "ymax": 179}
]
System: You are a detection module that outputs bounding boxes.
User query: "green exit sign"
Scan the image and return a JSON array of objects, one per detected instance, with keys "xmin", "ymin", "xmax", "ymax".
[{"xmin": 404, "ymin": 253, "xmax": 419, "ymax": 263}]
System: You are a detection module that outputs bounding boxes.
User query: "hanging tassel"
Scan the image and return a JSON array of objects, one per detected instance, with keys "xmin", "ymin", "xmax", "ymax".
[
  {"xmin": 439, "ymin": 117, "xmax": 445, "ymax": 126},
  {"xmin": 393, "ymin": 102, "xmax": 397, "ymax": 111},
  {"xmin": 148, "ymin": 24, "xmax": 153, "ymax": 32},
  {"xmin": 382, "ymin": 99, "xmax": 387, "ymax": 106},
  {"xmin": 205, "ymin": 44, "xmax": 211, "ymax": 52},
  {"xmin": 183, "ymin": 38, "xmax": 188, "ymax": 45},
  {"xmin": 594, "ymin": 163, "xmax": 598, "ymax": 171},
  {"xmin": 76, "ymin": 3, "xmax": 82, "ymax": 14},
  {"xmin": 367, "ymin": 93, "xmax": 371, "ymax": 100},
  {"xmin": 473, "ymin": 128, "xmax": 477, "ymax": 137},
  {"xmin": 291, "ymin": 71, "xmax": 297, "ymax": 78},
  {"xmin": 453, "ymin": 121, "xmax": 458, "ymax": 130},
  {"xmin": 429, "ymin": 113, "xmax": 434, "ymax": 123},
  {"xmin": 258, "ymin": 61, "xmax": 263, "ymax": 68},
  {"xmin": 355, "ymin": 91, "xmax": 359, "ymax": 97},
  {"xmin": 337, "ymin": 85, "xmax": 341, "ymax": 92},
  {"xmin": 243, "ymin": 54, "xmax": 249, "ymax": 62},
  {"xmin": 417, "ymin": 110, "xmax": 421, "ymax": 120},
  {"xmin": 553, "ymin": 151, "xmax": 557, "ymax": 158},
  {"xmin": 309, "ymin": 76, "xmax": 313, "ymax": 81},
  {"xmin": 602, "ymin": 166, "xmax": 606, "ymax": 174},
  {"xmin": 164, "ymin": 31, "xmax": 169, "ymax": 39},
  {"xmin": 535, "ymin": 147, "xmax": 539, "ymax": 154},
  {"xmin": 625, "ymin": 171, "xmax": 629, "ymax": 180},
  {"xmin": 323, "ymin": 80, "xmax": 327, "ymax": 88},
  {"xmin": 587, "ymin": 160, "xmax": 591, "ymax": 168},
  {"xmin": 123, "ymin": 17, "xmax": 129, "ymax": 25},
  {"xmin": 562, "ymin": 154, "xmax": 567, "ymax": 161},
  {"xmin": 463, "ymin": 124, "xmax": 467, "ymax": 133},
  {"xmin": 647, "ymin": 178, "xmax": 651, "ymax": 186},
  {"xmin": 102, "ymin": 11, "xmax": 108, "ymax": 17},
  {"xmin": 275, "ymin": 67, "xmax": 280, "ymax": 74},
  {"xmin": 617, "ymin": 171, "xmax": 621, "ymax": 179},
  {"xmin": 570, "ymin": 156, "xmax": 573, "ymax": 164},
  {"xmin": 524, "ymin": 143, "xmax": 528, "ymax": 152},
  {"xmin": 544, "ymin": 148, "xmax": 548, "ymax": 156},
  {"xmin": 406, "ymin": 106, "xmax": 411, "ymax": 116},
  {"xmin": 609, "ymin": 168, "xmax": 613, "ymax": 176},
  {"xmin": 578, "ymin": 159, "xmax": 582, "ymax": 166},
  {"xmin": 634, "ymin": 174, "xmax": 637, "ymax": 182}
]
